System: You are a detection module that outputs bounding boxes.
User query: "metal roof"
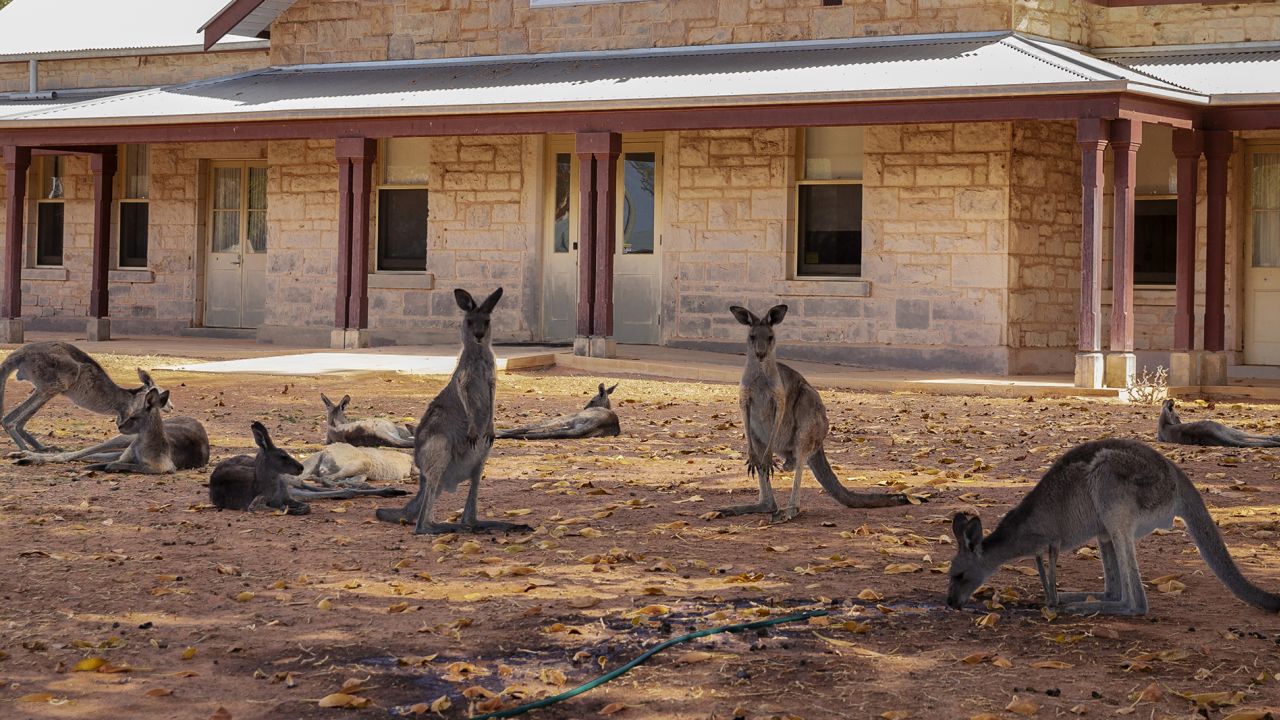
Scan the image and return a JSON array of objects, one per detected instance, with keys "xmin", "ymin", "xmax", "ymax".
[
  {"xmin": 1101, "ymin": 43, "xmax": 1280, "ymax": 104},
  {"xmin": 202, "ymin": 0, "xmax": 296, "ymax": 42},
  {"xmin": 0, "ymin": 33, "xmax": 1204, "ymax": 128},
  {"xmin": 0, "ymin": 89, "xmax": 143, "ymax": 120},
  {"xmin": 0, "ymin": 0, "xmax": 263, "ymax": 59}
]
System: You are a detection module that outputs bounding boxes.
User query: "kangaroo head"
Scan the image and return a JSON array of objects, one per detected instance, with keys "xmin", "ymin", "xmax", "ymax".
[
  {"xmin": 118, "ymin": 387, "xmax": 169, "ymax": 434},
  {"xmin": 946, "ymin": 512, "xmax": 992, "ymax": 609},
  {"xmin": 250, "ymin": 421, "xmax": 304, "ymax": 477},
  {"xmin": 134, "ymin": 368, "xmax": 174, "ymax": 412},
  {"xmin": 321, "ymin": 393, "xmax": 352, "ymax": 426},
  {"xmin": 729, "ymin": 304, "xmax": 788, "ymax": 361},
  {"xmin": 586, "ymin": 382, "xmax": 617, "ymax": 410},
  {"xmin": 455, "ymin": 287, "xmax": 504, "ymax": 346},
  {"xmin": 1160, "ymin": 398, "xmax": 1180, "ymax": 425}
]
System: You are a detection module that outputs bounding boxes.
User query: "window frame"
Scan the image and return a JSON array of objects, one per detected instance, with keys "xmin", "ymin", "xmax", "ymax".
[
  {"xmin": 33, "ymin": 155, "xmax": 66, "ymax": 268},
  {"xmin": 372, "ymin": 138, "xmax": 429, "ymax": 274},
  {"xmin": 116, "ymin": 143, "xmax": 150, "ymax": 269},
  {"xmin": 793, "ymin": 128, "xmax": 864, "ymax": 278}
]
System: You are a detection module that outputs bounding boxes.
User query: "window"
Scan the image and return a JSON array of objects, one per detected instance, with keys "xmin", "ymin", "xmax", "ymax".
[
  {"xmin": 119, "ymin": 144, "xmax": 149, "ymax": 268},
  {"xmin": 375, "ymin": 138, "xmax": 428, "ymax": 272},
  {"xmin": 796, "ymin": 126, "xmax": 863, "ymax": 276},
  {"xmin": 620, "ymin": 152, "xmax": 656, "ymax": 255},
  {"xmin": 1251, "ymin": 152, "xmax": 1280, "ymax": 268},
  {"xmin": 552, "ymin": 152, "xmax": 572, "ymax": 254},
  {"xmin": 35, "ymin": 156, "xmax": 65, "ymax": 266},
  {"xmin": 1133, "ymin": 198, "xmax": 1177, "ymax": 285}
]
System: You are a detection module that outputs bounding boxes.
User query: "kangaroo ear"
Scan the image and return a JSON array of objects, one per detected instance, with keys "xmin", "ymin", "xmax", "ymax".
[
  {"xmin": 454, "ymin": 289, "xmax": 477, "ymax": 312},
  {"xmin": 953, "ymin": 512, "xmax": 983, "ymax": 551},
  {"xmin": 137, "ymin": 368, "xmax": 155, "ymax": 387},
  {"xmin": 320, "ymin": 393, "xmax": 334, "ymax": 410},
  {"xmin": 479, "ymin": 287, "xmax": 504, "ymax": 314},
  {"xmin": 606, "ymin": 383, "xmax": 617, "ymax": 395},
  {"xmin": 964, "ymin": 515, "xmax": 984, "ymax": 550},
  {"xmin": 339, "ymin": 394, "xmax": 351, "ymax": 410},
  {"xmin": 765, "ymin": 304, "xmax": 789, "ymax": 326},
  {"xmin": 145, "ymin": 388, "xmax": 169, "ymax": 410},
  {"xmin": 597, "ymin": 383, "xmax": 606, "ymax": 395},
  {"xmin": 951, "ymin": 513, "xmax": 969, "ymax": 546},
  {"xmin": 729, "ymin": 306, "xmax": 758, "ymax": 326},
  {"xmin": 250, "ymin": 421, "xmax": 273, "ymax": 451}
]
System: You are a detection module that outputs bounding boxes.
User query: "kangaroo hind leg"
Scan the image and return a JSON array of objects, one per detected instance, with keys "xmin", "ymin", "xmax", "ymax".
[
  {"xmin": 3, "ymin": 389, "xmax": 60, "ymax": 452},
  {"xmin": 1061, "ymin": 529, "xmax": 1147, "ymax": 616},
  {"xmin": 460, "ymin": 464, "xmax": 528, "ymax": 533}
]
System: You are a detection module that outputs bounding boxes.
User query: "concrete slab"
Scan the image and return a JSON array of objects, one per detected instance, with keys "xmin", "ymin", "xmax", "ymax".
[{"xmin": 164, "ymin": 350, "xmax": 555, "ymax": 375}]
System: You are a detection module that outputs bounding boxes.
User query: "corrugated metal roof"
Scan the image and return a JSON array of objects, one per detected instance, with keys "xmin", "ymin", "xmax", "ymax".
[
  {"xmin": 0, "ymin": 33, "xmax": 1203, "ymax": 127},
  {"xmin": 0, "ymin": 89, "xmax": 141, "ymax": 119},
  {"xmin": 1102, "ymin": 44, "xmax": 1280, "ymax": 103},
  {"xmin": 0, "ymin": 0, "xmax": 261, "ymax": 58},
  {"xmin": 203, "ymin": 0, "xmax": 296, "ymax": 40}
]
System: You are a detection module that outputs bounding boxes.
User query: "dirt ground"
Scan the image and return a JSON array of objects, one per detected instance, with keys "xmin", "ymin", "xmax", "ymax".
[{"xmin": 1, "ymin": 351, "xmax": 1278, "ymax": 720}]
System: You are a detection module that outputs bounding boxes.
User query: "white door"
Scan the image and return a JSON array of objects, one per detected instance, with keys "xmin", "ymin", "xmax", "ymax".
[
  {"xmin": 613, "ymin": 143, "xmax": 661, "ymax": 345},
  {"xmin": 205, "ymin": 162, "xmax": 268, "ymax": 329},
  {"xmin": 1246, "ymin": 149, "xmax": 1280, "ymax": 365},
  {"xmin": 542, "ymin": 148, "xmax": 578, "ymax": 342}
]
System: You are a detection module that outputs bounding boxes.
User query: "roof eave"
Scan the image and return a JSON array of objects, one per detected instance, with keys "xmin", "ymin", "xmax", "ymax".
[{"xmin": 0, "ymin": 39, "xmax": 269, "ymax": 63}]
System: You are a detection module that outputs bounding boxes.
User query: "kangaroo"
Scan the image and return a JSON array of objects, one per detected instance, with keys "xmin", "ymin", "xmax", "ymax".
[
  {"xmin": 51, "ymin": 388, "xmax": 208, "ymax": 474},
  {"xmin": 497, "ymin": 382, "xmax": 621, "ymax": 440},
  {"xmin": 376, "ymin": 287, "xmax": 525, "ymax": 535},
  {"xmin": 946, "ymin": 438, "xmax": 1280, "ymax": 616},
  {"xmin": 321, "ymin": 393, "xmax": 416, "ymax": 448},
  {"xmin": 294, "ymin": 442, "xmax": 414, "ymax": 487},
  {"xmin": 1158, "ymin": 399, "xmax": 1280, "ymax": 448},
  {"xmin": 721, "ymin": 305, "xmax": 908, "ymax": 522},
  {"xmin": 210, "ymin": 422, "xmax": 405, "ymax": 514},
  {"xmin": 0, "ymin": 341, "xmax": 168, "ymax": 452}
]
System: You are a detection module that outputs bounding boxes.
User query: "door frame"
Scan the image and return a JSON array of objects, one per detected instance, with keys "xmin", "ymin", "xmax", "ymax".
[
  {"xmin": 1244, "ymin": 141, "xmax": 1280, "ymax": 365},
  {"xmin": 541, "ymin": 136, "xmax": 581, "ymax": 342},
  {"xmin": 203, "ymin": 159, "xmax": 268, "ymax": 329},
  {"xmin": 614, "ymin": 135, "xmax": 664, "ymax": 345}
]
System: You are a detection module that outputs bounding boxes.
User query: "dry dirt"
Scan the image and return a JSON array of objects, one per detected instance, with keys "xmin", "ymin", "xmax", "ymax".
[{"xmin": 1, "ymin": 352, "xmax": 1279, "ymax": 720}]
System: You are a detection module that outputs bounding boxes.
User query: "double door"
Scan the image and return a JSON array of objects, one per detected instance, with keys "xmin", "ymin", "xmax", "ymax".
[
  {"xmin": 205, "ymin": 161, "xmax": 268, "ymax": 329},
  {"xmin": 1246, "ymin": 147, "xmax": 1280, "ymax": 365}
]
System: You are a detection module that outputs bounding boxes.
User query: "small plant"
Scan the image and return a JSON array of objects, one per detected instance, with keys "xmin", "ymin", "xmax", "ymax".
[{"xmin": 1127, "ymin": 365, "xmax": 1169, "ymax": 405}]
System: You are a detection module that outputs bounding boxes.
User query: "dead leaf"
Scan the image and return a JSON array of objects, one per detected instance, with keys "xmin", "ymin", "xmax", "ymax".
[
  {"xmin": 600, "ymin": 702, "xmax": 627, "ymax": 716},
  {"xmin": 144, "ymin": 688, "xmax": 173, "ymax": 697},
  {"xmin": 1005, "ymin": 696, "xmax": 1040, "ymax": 716},
  {"xmin": 675, "ymin": 651, "xmax": 714, "ymax": 664},
  {"xmin": 317, "ymin": 693, "xmax": 370, "ymax": 708},
  {"xmin": 74, "ymin": 657, "xmax": 107, "ymax": 672},
  {"xmin": 431, "ymin": 695, "xmax": 452, "ymax": 713},
  {"xmin": 881, "ymin": 711, "xmax": 911, "ymax": 719},
  {"xmin": 1030, "ymin": 660, "xmax": 1073, "ymax": 669},
  {"xmin": 17, "ymin": 693, "xmax": 56, "ymax": 703}
]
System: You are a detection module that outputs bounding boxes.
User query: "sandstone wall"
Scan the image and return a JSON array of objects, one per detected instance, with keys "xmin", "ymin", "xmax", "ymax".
[
  {"xmin": 0, "ymin": 48, "xmax": 269, "ymax": 93},
  {"xmin": 1013, "ymin": 0, "xmax": 1090, "ymax": 46},
  {"xmin": 1089, "ymin": 2, "xmax": 1280, "ymax": 47}
]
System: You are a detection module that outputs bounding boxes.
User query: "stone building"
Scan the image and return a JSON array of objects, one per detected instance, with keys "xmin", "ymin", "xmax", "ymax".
[{"xmin": 2, "ymin": 0, "xmax": 1279, "ymax": 389}]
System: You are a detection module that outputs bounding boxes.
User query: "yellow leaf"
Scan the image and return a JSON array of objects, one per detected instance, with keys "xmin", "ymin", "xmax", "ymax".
[
  {"xmin": 1030, "ymin": 660, "xmax": 1073, "ymax": 669},
  {"xmin": 1223, "ymin": 711, "xmax": 1275, "ymax": 720},
  {"xmin": 883, "ymin": 563, "xmax": 921, "ymax": 574},
  {"xmin": 145, "ymin": 688, "xmax": 173, "ymax": 697},
  {"xmin": 882, "ymin": 711, "xmax": 911, "ymax": 720},
  {"xmin": 234, "ymin": 591, "xmax": 255, "ymax": 603},
  {"xmin": 540, "ymin": 668, "xmax": 568, "ymax": 686},
  {"xmin": 317, "ymin": 598, "xmax": 333, "ymax": 611},
  {"xmin": 74, "ymin": 657, "xmax": 107, "ymax": 672},
  {"xmin": 991, "ymin": 656, "xmax": 1013, "ymax": 669},
  {"xmin": 1133, "ymin": 683, "xmax": 1163, "ymax": 703},
  {"xmin": 181, "ymin": 646, "xmax": 197, "ymax": 660},
  {"xmin": 1005, "ymin": 696, "xmax": 1040, "ymax": 716},
  {"xmin": 961, "ymin": 652, "xmax": 992, "ymax": 665},
  {"xmin": 600, "ymin": 702, "xmax": 627, "ymax": 716},
  {"xmin": 975, "ymin": 612, "xmax": 1000, "ymax": 628},
  {"xmin": 408, "ymin": 703, "xmax": 430, "ymax": 715},
  {"xmin": 431, "ymin": 695, "xmax": 452, "ymax": 713},
  {"xmin": 504, "ymin": 508, "xmax": 533, "ymax": 516},
  {"xmin": 318, "ymin": 693, "xmax": 369, "ymax": 708},
  {"xmin": 970, "ymin": 715, "xmax": 1003, "ymax": 720},
  {"xmin": 1156, "ymin": 579, "xmax": 1186, "ymax": 594},
  {"xmin": 857, "ymin": 589, "xmax": 883, "ymax": 601},
  {"xmin": 675, "ymin": 651, "xmax": 713, "ymax": 664},
  {"xmin": 569, "ymin": 596, "xmax": 599, "ymax": 609},
  {"xmin": 18, "ymin": 693, "xmax": 56, "ymax": 703},
  {"xmin": 388, "ymin": 602, "xmax": 411, "ymax": 614}
]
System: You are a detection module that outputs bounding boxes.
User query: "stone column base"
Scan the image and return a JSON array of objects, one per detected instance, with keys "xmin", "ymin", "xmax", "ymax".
[
  {"xmin": 0, "ymin": 318, "xmax": 24, "ymax": 344},
  {"xmin": 330, "ymin": 328, "xmax": 370, "ymax": 349},
  {"xmin": 573, "ymin": 336, "xmax": 590, "ymax": 357},
  {"xmin": 1074, "ymin": 352, "xmax": 1105, "ymax": 389},
  {"xmin": 1104, "ymin": 352, "xmax": 1136, "ymax": 389},
  {"xmin": 86, "ymin": 317, "xmax": 111, "ymax": 341},
  {"xmin": 588, "ymin": 336, "xmax": 616, "ymax": 359},
  {"xmin": 1200, "ymin": 351, "xmax": 1228, "ymax": 387},
  {"xmin": 1168, "ymin": 351, "xmax": 1201, "ymax": 387}
]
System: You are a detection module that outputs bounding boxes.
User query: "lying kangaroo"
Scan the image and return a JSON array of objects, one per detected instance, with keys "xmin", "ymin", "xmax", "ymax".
[
  {"xmin": 376, "ymin": 287, "xmax": 524, "ymax": 535},
  {"xmin": 946, "ymin": 438, "xmax": 1280, "ymax": 615},
  {"xmin": 321, "ymin": 393, "xmax": 416, "ymax": 448},
  {"xmin": 35, "ymin": 388, "xmax": 208, "ymax": 474},
  {"xmin": 0, "ymin": 341, "xmax": 167, "ymax": 451},
  {"xmin": 497, "ymin": 382, "xmax": 621, "ymax": 440},
  {"xmin": 721, "ymin": 305, "xmax": 908, "ymax": 522},
  {"xmin": 295, "ymin": 442, "xmax": 414, "ymax": 487},
  {"xmin": 210, "ymin": 422, "xmax": 405, "ymax": 514},
  {"xmin": 1158, "ymin": 399, "xmax": 1280, "ymax": 448}
]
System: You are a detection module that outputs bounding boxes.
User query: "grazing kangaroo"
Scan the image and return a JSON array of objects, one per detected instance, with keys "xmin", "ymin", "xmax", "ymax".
[
  {"xmin": 295, "ymin": 442, "xmax": 414, "ymax": 487},
  {"xmin": 1158, "ymin": 399, "xmax": 1280, "ymax": 448},
  {"xmin": 497, "ymin": 382, "xmax": 621, "ymax": 440},
  {"xmin": 946, "ymin": 438, "xmax": 1280, "ymax": 615},
  {"xmin": 321, "ymin": 393, "xmax": 416, "ymax": 448},
  {"xmin": 721, "ymin": 305, "xmax": 908, "ymax": 522},
  {"xmin": 376, "ymin": 287, "xmax": 524, "ymax": 535},
  {"xmin": 0, "ymin": 341, "xmax": 167, "ymax": 451},
  {"xmin": 210, "ymin": 422, "xmax": 404, "ymax": 514}
]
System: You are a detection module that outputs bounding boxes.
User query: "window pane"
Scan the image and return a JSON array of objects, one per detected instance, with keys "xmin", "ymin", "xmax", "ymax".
[
  {"xmin": 1253, "ymin": 152, "xmax": 1280, "ymax": 210},
  {"xmin": 1136, "ymin": 125, "xmax": 1175, "ymax": 195},
  {"xmin": 247, "ymin": 166, "xmax": 267, "ymax": 211},
  {"xmin": 553, "ymin": 153, "xmax": 571, "ymax": 253},
  {"xmin": 119, "ymin": 202, "xmax": 148, "ymax": 267},
  {"xmin": 212, "ymin": 210, "xmax": 240, "ymax": 253},
  {"xmin": 377, "ymin": 188, "xmax": 428, "ymax": 271},
  {"xmin": 1253, "ymin": 153, "xmax": 1280, "ymax": 268},
  {"xmin": 37, "ymin": 202, "xmax": 64, "ymax": 266},
  {"xmin": 213, "ymin": 167, "xmax": 241, "ymax": 210},
  {"xmin": 1133, "ymin": 198, "xmax": 1177, "ymax": 284},
  {"xmin": 804, "ymin": 127, "xmax": 863, "ymax": 180},
  {"xmin": 383, "ymin": 137, "xmax": 430, "ymax": 185},
  {"xmin": 42, "ymin": 156, "xmax": 64, "ymax": 199},
  {"xmin": 621, "ymin": 152, "xmax": 655, "ymax": 255},
  {"xmin": 798, "ymin": 183, "xmax": 861, "ymax": 276},
  {"xmin": 124, "ymin": 144, "xmax": 149, "ymax": 199},
  {"xmin": 247, "ymin": 210, "xmax": 267, "ymax": 254}
]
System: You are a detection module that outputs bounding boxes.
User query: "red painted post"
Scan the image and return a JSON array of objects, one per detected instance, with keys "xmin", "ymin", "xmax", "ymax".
[
  {"xmin": 343, "ymin": 139, "xmax": 375, "ymax": 330},
  {"xmin": 1076, "ymin": 119, "xmax": 1108, "ymax": 355},
  {"xmin": 574, "ymin": 132, "xmax": 620, "ymax": 353},
  {"xmin": 89, "ymin": 150, "xmax": 117, "ymax": 319},
  {"xmin": 574, "ymin": 146, "xmax": 596, "ymax": 340},
  {"xmin": 2, "ymin": 146, "xmax": 30, "ymax": 325},
  {"xmin": 592, "ymin": 143, "xmax": 619, "ymax": 341},
  {"xmin": 1109, "ymin": 119, "xmax": 1142, "ymax": 354},
  {"xmin": 1171, "ymin": 129, "xmax": 1202, "ymax": 351},
  {"xmin": 334, "ymin": 154, "xmax": 353, "ymax": 330},
  {"xmin": 1203, "ymin": 130, "xmax": 1232, "ymax": 353}
]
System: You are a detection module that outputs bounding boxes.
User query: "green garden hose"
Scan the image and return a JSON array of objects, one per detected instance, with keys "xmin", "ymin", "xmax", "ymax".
[{"xmin": 469, "ymin": 608, "xmax": 830, "ymax": 720}]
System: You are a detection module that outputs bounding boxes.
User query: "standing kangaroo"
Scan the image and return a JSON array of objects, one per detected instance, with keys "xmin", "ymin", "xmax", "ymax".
[
  {"xmin": 1158, "ymin": 399, "xmax": 1280, "ymax": 448},
  {"xmin": 0, "ymin": 341, "xmax": 167, "ymax": 451},
  {"xmin": 376, "ymin": 288, "xmax": 525, "ymax": 535},
  {"xmin": 321, "ymin": 393, "xmax": 416, "ymax": 448},
  {"xmin": 209, "ymin": 422, "xmax": 405, "ymax": 514},
  {"xmin": 721, "ymin": 305, "xmax": 908, "ymax": 522},
  {"xmin": 946, "ymin": 438, "xmax": 1280, "ymax": 615},
  {"xmin": 497, "ymin": 382, "xmax": 621, "ymax": 440}
]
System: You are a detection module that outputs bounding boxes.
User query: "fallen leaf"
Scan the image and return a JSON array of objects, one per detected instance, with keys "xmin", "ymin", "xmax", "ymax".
[
  {"xmin": 1030, "ymin": 660, "xmax": 1073, "ymax": 669},
  {"xmin": 431, "ymin": 695, "xmax": 452, "ymax": 713},
  {"xmin": 74, "ymin": 657, "xmax": 107, "ymax": 672},
  {"xmin": 17, "ymin": 693, "xmax": 56, "ymax": 703},
  {"xmin": 317, "ymin": 693, "xmax": 370, "ymax": 708},
  {"xmin": 600, "ymin": 702, "xmax": 627, "ymax": 716},
  {"xmin": 1006, "ymin": 696, "xmax": 1039, "ymax": 716},
  {"xmin": 675, "ymin": 651, "xmax": 714, "ymax": 664},
  {"xmin": 234, "ymin": 591, "xmax": 255, "ymax": 603},
  {"xmin": 881, "ymin": 711, "xmax": 910, "ymax": 720},
  {"xmin": 144, "ymin": 688, "xmax": 173, "ymax": 697}
]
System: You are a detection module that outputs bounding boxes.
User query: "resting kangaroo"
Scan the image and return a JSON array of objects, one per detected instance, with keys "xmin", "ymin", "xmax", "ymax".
[
  {"xmin": 36, "ymin": 388, "xmax": 208, "ymax": 474},
  {"xmin": 295, "ymin": 442, "xmax": 414, "ymax": 487},
  {"xmin": 721, "ymin": 305, "xmax": 908, "ymax": 522},
  {"xmin": 376, "ymin": 287, "xmax": 523, "ymax": 535},
  {"xmin": 946, "ymin": 438, "xmax": 1280, "ymax": 615},
  {"xmin": 209, "ymin": 422, "xmax": 404, "ymax": 514},
  {"xmin": 1158, "ymin": 399, "xmax": 1280, "ymax": 448},
  {"xmin": 321, "ymin": 393, "xmax": 416, "ymax": 448},
  {"xmin": 0, "ymin": 341, "xmax": 167, "ymax": 451},
  {"xmin": 497, "ymin": 382, "xmax": 621, "ymax": 440}
]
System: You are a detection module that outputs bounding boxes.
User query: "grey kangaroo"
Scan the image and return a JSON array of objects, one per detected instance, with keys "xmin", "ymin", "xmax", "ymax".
[
  {"xmin": 209, "ymin": 422, "xmax": 405, "ymax": 514},
  {"xmin": 946, "ymin": 438, "xmax": 1280, "ymax": 615},
  {"xmin": 321, "ymin": 393, "xmax": 416, "ymax": 448},
  {"xmin": 294, "ymin": 442, "xmax": 414, "ymax": 487},
  {"xmin": 59, "ymin": 388, "xmax": 207, "ymax": 474},
  {"xmin": 0, "ymin": 341, "xmax": 167, "ymax": 451},
  {"xmin": 1158, "ymin": 399, "xmax": 1280, "ymax": 448},
  {"xmin": 721, "ymin": 305, "xmax": 908, "ymax": 522},
  {"xmin": 497, "ymin": 382, "xmax": 621, "ymax": 440},
  {"xmin": 376, "ymin": 288, "xmax": 525, "ymax": 535}
]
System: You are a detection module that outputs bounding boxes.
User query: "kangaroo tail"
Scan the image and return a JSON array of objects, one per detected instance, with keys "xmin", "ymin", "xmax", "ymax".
[
  {"xmin": 808, "ymin": 448, "xmax": 910, "ymax": 509},
  {"xmin": 497, "ymin": 424, "xmax": 584, "ymax": 440},
  {"xmin": 1177, "ymin": 470, "xmax": 1280, "ymax": 612}
]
